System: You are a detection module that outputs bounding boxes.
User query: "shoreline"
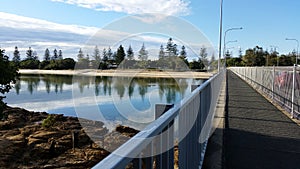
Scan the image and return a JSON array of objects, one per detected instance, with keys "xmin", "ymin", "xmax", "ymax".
[
  {"xmin": 19, "ymin": 69, "xmax": 214, "ymax": 79},
  {"xmin": 0, "ymin": 106, "xmax": 139, "ymax": 168}
]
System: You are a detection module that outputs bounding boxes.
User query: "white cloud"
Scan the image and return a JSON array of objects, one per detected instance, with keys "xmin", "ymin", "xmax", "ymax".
[
  {"xmin": 0, "ymin": 12, "xmax": 98, "ymax": 36},
  {"xmin": 0, "ymin": 12, "xmax": 211, "ymax": 60},
  {"xmin": 51, "ymin": 0, "xmax": 190, "ymax": 16},
  {"xmin": 0, "ymin": 12, "xmax": 130, "ymax": 59}
]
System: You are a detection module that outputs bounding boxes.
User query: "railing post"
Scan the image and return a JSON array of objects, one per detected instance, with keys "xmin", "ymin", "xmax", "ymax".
[
  {"xmin": 133, "ymin": 155, "xmax": 142, "ymax": 169},
  {"xmin": 155, "ymin": 104, "xmax": 174, "ymax": 169},
  {"xmin": 292, "ymin": 65, "xmax": 296, "ymax": 118},
  {"xmin": 250, "ymin": 67, "xmax": 252, "ymax": 84},
  {"xmin": 244, "ymin": 67, "xmax": 246, "ymax": 80},
  {"xmin": 255, "ymin": 67, "xmax": 257, "ymax": 86},
  {"xmin": 272, "ymin": 65, "xmax": 275, "ymax": 99},
  {"xmin": 261, "ymin": 67, "xmax": 264, "ymax": 91}
]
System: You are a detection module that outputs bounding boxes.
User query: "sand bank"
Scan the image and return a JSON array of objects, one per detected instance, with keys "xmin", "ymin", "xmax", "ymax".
[{"xmin": 19, "ymin": 69, "xmax": 214, "ymax": 79}]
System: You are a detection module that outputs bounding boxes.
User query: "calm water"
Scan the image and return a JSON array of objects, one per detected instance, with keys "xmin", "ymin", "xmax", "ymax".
[{"xmin": 5, "ymin": 74, "xmax": 204, "ymax": 130}]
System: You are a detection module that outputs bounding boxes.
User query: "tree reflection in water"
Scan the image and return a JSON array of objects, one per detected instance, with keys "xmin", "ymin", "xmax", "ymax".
[{"xmin": 14, "ymin": 74, "xmax": 203, "ymax": 104}]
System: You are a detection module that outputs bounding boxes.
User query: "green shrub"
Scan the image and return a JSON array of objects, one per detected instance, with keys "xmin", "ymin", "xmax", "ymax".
[
  {"xmin": 42, "ymin": 114, "xmax": 56, "ymax": 128},
  {"xmin": 0, "ymin": 49, "xmax": 18, "ymax": 115}
]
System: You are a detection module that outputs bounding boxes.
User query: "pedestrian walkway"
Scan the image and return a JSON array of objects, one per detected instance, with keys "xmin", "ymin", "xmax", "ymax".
[{"xmin": 224, "ymin": 70, "xmax": 300, "ymax": 169}]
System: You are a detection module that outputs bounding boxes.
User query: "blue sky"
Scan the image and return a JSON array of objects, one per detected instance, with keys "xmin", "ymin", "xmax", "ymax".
[{"xmin": 0, "ymin": 0, "xmax": 299, "ymax": 60}]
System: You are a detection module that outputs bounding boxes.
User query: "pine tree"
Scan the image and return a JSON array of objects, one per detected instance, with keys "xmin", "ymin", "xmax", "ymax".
[
  {"xmin": 115, "ymin": 45, "xmax": 125, "ymax": 64},
  {"xmin": 179, "ymin": 45, "xmax": 188, "ymax": 66},
  {"xmin": 26, "ymin": 47, "xmax": 33, "ymax": 60},
  {"xmin": 127, "ymin": 45, "xmax": 134, "ymax": 60},
  {"xmin": 58, "ymin": 50, "xmax": 63, "ymax": 60},
  {"xmin": 173, "ymin": 44, "xmax": 178, "ymax": 56},
  {"xmin": 53, "ymin": 49, "xmax": 58, "ymax": 60},
  {"xmin": 93, "ymin": 46, "xmax": 101, "ymax": 62},
  {"xmin": 44, "ymin": 48, "xmax": 50, "ymax": 61},
  {"xmin": 33, "ymin": 51, "xmax": 38, "ymax": 60},
  {"xmin": 138, "ymin": 43, "xmax": 148, "ymax": 61},
  {"xmin": 180, "ymin": 45, "xmax": 187, "ymax": 58},
  {"xmin": 77, "ymin": 48, "xmax": 84, "ymax": 60},
  {"xmin": 159, "ymin": 44, "xmax": 165, "ymax": 59},
  {"xmin": 102, "ymin": 48, "xmax": 108, "ymax": 62},
  {"xmin": 107, "ymin": 47, "xmax": 113, "ymax": 61},
  {"xmin": 199, "ymin": 47, "xmax": 208, "ymax": 69},
  {"xmin": 165, "ymin": 38, "xmax": 178, "ymax": 57},
  {"xmin": 13, "ymin": 46, "xmax": 20, "ymax": 64}
]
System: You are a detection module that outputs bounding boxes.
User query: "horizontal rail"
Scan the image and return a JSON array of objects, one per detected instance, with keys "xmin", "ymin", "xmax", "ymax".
[{"xmin": 93, "ymin": 69, "xmax": 226, "ymax": 169}]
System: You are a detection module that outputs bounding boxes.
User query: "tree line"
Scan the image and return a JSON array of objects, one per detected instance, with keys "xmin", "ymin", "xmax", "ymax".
[
  {"xmin": 7, "ymin": 38, "xmax": 214, "ymax": 71},
  {"xmin": 11, "ymin": 46, "xmax": 75, "ymax": 70},
  {"xmin": 225, "ymin": 46, "xmax": 297, "ymax": 67},
  {"xmin": 6, "ymin": 40, "xmax": 297, "ymax": 71},
  {"xmin": 75, "ymin": 38, "xmax": 212, "ymax": 70}
]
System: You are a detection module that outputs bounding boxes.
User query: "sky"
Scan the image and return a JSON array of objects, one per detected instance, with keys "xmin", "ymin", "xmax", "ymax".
[{"xmin": 0, "ymin": 0, "xmax": 299, "ymax": 60}]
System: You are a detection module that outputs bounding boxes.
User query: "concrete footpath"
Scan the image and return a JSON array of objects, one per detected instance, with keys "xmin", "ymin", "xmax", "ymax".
[{"xmin": 204, "ymin": 70, "xmax": 300, "ymax": 169}]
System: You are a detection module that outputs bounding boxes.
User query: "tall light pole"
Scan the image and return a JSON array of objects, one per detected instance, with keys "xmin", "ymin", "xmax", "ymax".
[
  {"xmin": 218, "ymin": 0, "xmax": 223, "ymax": 72},
  {"xmin": 223, "ymin": 27, "xmax": 243, "ymax": 66},
  {"xmin": 285, "ymin": 38, "xmax": 299, "ymax": 65}
]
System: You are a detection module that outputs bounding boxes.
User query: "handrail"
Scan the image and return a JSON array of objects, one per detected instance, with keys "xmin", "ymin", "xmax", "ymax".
[{"xmin": 93, "ymin": 69, "xmax": 226, "ymax": 169}]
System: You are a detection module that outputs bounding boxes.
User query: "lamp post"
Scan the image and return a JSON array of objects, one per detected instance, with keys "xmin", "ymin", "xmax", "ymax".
[
  {"xmin": 223, "ymin": 27, "xmax": 243, "ymax": 66},
  {"xmin": 218, "ymin": 0, "xmax": 223, "ymax": 72},
  {"xmin": 285, "ymin": 38, "xmax": 299, "ymax": 65}
]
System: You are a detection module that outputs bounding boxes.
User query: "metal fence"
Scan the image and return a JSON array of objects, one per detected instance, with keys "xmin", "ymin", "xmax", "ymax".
[
  {"xmin": 92, "ymin": 69, "xmax": 226, "ymax": 169},
  {"xmin": 230, "ymin": 66, "xmax": 300, "ymax": 119}
]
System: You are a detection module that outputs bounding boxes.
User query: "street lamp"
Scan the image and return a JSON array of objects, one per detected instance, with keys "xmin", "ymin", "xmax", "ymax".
[
  {"xmin": 285, "ymin": 38, "xmax": 299, "ymax": 65},
  {"xmin": 218, "ymin": 0, "xmax": 223, "ymax": 72},
  {"xmin": 223, "ymin": 27, "xmax": 243, "ymax": 66}
]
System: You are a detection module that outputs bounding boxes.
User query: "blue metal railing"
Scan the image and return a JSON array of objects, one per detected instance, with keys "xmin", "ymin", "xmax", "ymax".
[{"xmin": 93, "ymin": 69, "xmax": 226, "ymax": 169}]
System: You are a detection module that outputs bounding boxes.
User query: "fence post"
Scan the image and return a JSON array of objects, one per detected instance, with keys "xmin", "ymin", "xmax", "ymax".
[
  {"xmin": 250, "ymin": 67, "xmax": 252, "ymax": 84},
  {"xmin": 261, "ymin": 67, "xmax": 264, "ymax": 91},
  {"xmin": 292, "ymin": 65, "xmax": 296, "ymax": 118},
  {"xmin": 155, "ymin": 104, "xmax": 174, "ymax": 169},
  {"xmin": 272, "ymin": 65, "xmax": 275, "ymax": 99},
  {"xmin": 255, "ymin": 67, "xmax": 258, "ymax": 88}
]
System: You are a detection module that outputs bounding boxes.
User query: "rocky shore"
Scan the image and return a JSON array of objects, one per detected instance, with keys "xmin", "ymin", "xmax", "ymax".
[{"xmin": 0, "ymin": 106, "xmax": 139, "ymax": 168}]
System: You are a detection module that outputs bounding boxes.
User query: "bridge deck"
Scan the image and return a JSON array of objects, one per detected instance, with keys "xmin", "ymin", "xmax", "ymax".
[{"xmin": 223, "ymin": 70, "xmax": 300, "ymax": 169}]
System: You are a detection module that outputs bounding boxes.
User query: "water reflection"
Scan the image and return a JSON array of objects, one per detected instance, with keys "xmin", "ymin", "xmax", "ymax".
[
  {"xmin": 12, "ymin": 74, "xmax": 204, "ymax": 103},
  {"xmin": 6, "ymin": 74, "xmax": 204, "ymax": 129},
  {"xmin": 61, "ymin": 76, "xmax": 192, "ymax": 103}
]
